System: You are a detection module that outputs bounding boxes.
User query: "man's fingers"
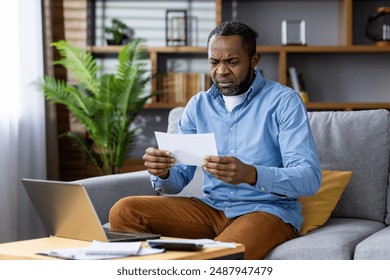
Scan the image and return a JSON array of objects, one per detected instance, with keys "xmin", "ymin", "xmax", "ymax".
[
  {"xmin": 203, "ymin": 155, "xmax": 227, "ymax": 163},
  {"xmin": 143, "ymin": 147, "xmax": 175, "ymax": 178},
  {"xmin": 144, "ymin": 161, "xmax": 174, "ymax": 169},
  {"xmin": 143, "ymin": 153, "xmax": 175, "ymax": 164},
  {"xmin": 145, "ymin": 147, "xmax": 171, "ymax": 156},
  {"xmin": 143, "ymin": 147, "xmax": 175, "ymax": 163},
  {"xmin": 202, "ymin": 156, "xmax": 236, "ymax": 171}
]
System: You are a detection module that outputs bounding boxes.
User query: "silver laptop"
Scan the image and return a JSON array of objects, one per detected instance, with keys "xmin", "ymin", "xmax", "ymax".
[{"xmin": 22, "ymin": 178, "xmax": 160, "ymax": 242}]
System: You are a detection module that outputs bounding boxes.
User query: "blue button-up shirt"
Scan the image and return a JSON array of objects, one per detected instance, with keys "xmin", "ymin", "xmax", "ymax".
[{"xmin": 151, "ymin": 69, "xmax": 322, "ymax": 231}]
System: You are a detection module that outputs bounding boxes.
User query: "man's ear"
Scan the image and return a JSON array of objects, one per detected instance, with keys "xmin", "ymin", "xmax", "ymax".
[{"xmin": 251, "ymin": 53, "xmax": 260, "ymax": 68}]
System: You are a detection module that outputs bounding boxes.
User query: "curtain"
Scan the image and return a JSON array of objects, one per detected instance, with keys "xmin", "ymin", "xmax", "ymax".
[{"xmin": 0, "ymin": 0, "xmax": 47, "ymax": 242}]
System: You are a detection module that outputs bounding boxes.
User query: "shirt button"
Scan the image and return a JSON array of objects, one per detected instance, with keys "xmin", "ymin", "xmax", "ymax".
[
  {"xmin": 230, "ymin": 191, "xmax": 234, "ymax": 195},
  {"xmin": 261, "ymin": 187, "xmax": 265, "ymax": 191},
  {"xmin": 224, "ymin": 207, "xmax": 229, "ymax": 211},
  {"xmin": 230, "ymin": 126, "xmax": 235, "ymax": 131},
  {"xmin": 230, "ymin": 149, "xmax": 235, "ymax": 154}
]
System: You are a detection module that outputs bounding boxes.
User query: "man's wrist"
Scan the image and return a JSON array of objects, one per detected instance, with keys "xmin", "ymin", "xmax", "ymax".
[
  {"xmin": 159, "ymin": 170, "xmax": 169, "ymax": 179},
  {"xmin": 247, "ymin": 165, "xmax": 257, "ymax": 186}
]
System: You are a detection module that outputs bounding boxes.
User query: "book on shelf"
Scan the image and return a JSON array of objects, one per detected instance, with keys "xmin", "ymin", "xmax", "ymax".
[
  {"xmin": 288, "ymin": 67, "xmax": 309, "ymax": 104},
  {"xmin": 157, "ymin": 72, "xmax": 212, "ymax": 105},
  {"xmin": 288, "ymin": 67, "xmax": 301, "ymax": 92}
]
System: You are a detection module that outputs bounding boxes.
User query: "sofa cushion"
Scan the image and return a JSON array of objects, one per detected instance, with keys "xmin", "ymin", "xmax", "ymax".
[
  {"xmin": 75, "ymin": 171, "xmax": 157, "ymax": 224},
  {"xmin": 264, "ymin": 217, "xmax": 386, "ymax": 260},
  {"xmin": 308, "ymin": 110, "xmax": 390, "ymax": 223},
  {"xmin": 175, "ymin": 167, "xmax": 204, "ymax": 197},
  {"xmin": 299, "ymin": 170, "xmax": 352, "ymax": 235},
  {"xmin": 354, "ymin": 226, "xmax": 390, "ymax": 259},
  {"xmin": 167, "ymin": 107, "xmax": 185, "ymax": 134}
]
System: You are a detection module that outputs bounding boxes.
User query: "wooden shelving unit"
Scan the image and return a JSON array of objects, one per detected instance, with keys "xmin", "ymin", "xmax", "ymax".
[
  {"xmin": 87, "ymin": 0, "xmax": 390, "ymax": 111},
  {"xmin": 267, "ymin": 45, "xmax": 390, "ymax": 85},
  {"xmin": 220, "ymin": 0, "xmax": 390, "ymax": 108}
]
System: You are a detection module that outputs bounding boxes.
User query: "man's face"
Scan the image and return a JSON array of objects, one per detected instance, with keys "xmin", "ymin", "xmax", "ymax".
[{"xmin": 208, "ymin": 35, "xmax": 257, "ymax": 96}]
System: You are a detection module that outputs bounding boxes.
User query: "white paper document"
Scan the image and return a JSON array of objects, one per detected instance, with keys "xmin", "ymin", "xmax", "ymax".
[
  {"xmin": 38, "ymin": 240, "xmax": 164, "ymax": 260},
  {"xmin": 155, "ymin": 132, "xmax": 218, "ymax": 166}
]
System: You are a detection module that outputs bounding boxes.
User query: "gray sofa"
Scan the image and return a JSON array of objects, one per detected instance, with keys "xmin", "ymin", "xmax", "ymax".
[{"xmin": 76, "ymin": 108, "xmax": 390, "ymax": 260}]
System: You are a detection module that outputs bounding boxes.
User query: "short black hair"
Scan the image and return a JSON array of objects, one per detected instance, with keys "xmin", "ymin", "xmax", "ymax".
[{"xmin": 207, "ymin": 21, "xmax": 257, "ymax": 58}]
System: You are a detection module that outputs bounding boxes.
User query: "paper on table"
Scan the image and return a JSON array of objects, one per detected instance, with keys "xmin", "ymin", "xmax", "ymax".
[
  {"xmin": 38, "ymin": 240, "xmax": 164, "ymax": 260},
  {"xmin": 155, "ymin": 132, "xmax": 218, "ymax": 166}
]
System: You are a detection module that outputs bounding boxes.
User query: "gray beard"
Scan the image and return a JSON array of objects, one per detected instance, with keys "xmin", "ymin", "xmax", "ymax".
[
  {"xmin": 217, "ymin": 67, "xmax": 253, "ymax": 96},
  {"xmin": 219, "ymin": 85, "xmax": 240, "ymax": 96}
]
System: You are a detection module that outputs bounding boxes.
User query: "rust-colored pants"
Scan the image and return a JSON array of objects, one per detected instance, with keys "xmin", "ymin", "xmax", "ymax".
[{"xmin": 109, "ymin": 196, "xmax": 298, "ymax": 259}]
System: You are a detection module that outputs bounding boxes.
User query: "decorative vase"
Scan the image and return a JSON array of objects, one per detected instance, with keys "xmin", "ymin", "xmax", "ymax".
[{"xmin": 365, "ymin": 7, "xmax": 390, "ymax": 46}]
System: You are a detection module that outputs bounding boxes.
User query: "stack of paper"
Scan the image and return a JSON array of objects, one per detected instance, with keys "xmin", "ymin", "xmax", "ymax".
[{"xmin": 39, "ymin": 240, "xmax": 164, "ymax": 260}]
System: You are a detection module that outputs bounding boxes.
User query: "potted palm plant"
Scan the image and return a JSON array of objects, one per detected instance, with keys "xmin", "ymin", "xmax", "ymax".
[{"xmin": 37, "ymin": 38, "xmax": 153, "ymax": 175}]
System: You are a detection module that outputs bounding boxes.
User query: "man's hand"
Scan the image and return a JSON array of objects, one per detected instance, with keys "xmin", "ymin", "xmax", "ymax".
[
  {"xmin": 202, "ymin": 156, "xmax": 257, "ymax": 185},
  {"xmin": 143, "ymin": 147, "xmax": 175, "ymax": 179}
]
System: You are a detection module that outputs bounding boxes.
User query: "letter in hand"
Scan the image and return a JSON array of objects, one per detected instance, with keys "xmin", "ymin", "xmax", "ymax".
[
  {"xmin": 202, "ymin": 155, "xmax": 257, "ymax": 186},
  {"xmin": 143, "ymin": 147, "xmax": 176, "ymax": 179}
]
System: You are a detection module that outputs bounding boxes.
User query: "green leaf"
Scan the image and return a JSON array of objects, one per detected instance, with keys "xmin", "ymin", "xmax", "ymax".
[{"xmin": 51, "ymin": 40, "xmax": 100, "ymax": 95}]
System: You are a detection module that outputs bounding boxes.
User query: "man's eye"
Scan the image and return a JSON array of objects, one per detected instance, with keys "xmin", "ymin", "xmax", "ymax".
[
  {"xmin": 209, "ymin": 60, "xmax": 218, "ymax": 65},
  {"xmin": 229, "ymin": 60, "xmax": 239, "ymax": 65}
]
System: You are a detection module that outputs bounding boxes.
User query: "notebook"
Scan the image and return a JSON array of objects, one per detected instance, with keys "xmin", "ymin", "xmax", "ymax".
[{"xmin": 22, "ymin": 178, "xmax": 161, "ymax": 242}]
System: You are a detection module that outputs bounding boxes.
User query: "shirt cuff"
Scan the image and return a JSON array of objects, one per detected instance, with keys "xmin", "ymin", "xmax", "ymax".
[
  {"xmin": 150, "ymin": 175, "xmax": 169, "ymax": 190},
  {"xmin": 254, "ymin": 165, "xmax": 274, "ymax": 193}
]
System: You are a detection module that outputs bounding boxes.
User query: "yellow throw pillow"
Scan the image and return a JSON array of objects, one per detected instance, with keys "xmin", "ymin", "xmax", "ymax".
[{"xmin": 298, "ymin": 170, "xmax": 352, "ymax": 235}]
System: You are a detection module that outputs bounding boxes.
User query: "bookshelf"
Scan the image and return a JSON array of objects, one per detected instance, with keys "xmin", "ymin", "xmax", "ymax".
[
  {"xmin": 49, "ymin": 0, "xmax": 390, "ymax": 181},
  {"xmin": 87, "ymin": 0, "xmax": 390, "ymax": 111},
  {"xmin": 221, "ymin": 0, "xmax": 390, "ymax": 109}
]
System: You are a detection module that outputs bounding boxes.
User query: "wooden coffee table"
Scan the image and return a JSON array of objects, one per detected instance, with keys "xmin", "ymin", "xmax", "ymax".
[{"xmin": 0, "ymin": 236, "xmax": 245, "ymax": 260}]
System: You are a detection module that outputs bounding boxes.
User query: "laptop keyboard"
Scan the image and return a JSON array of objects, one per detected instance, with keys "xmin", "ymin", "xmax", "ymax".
[{"xmin": 105, "ymin": 232, "xmax": 137, "ymax": 239}]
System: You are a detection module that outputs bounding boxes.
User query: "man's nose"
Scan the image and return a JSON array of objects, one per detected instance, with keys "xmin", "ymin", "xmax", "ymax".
[{"xmin": 216, "ymin": 62, "xmax": 228, "ymax": 75}]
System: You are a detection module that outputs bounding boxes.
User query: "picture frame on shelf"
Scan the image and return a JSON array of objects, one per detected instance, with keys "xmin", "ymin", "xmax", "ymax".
[{"xmin": 281, "ymin": 19, "xmax": 306, "ymax": 46}]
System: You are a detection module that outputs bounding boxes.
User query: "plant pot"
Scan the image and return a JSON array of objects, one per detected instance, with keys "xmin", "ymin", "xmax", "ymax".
[{"xmin": 106, "ymin": 38, "xmax": 123, "ymax": 45}]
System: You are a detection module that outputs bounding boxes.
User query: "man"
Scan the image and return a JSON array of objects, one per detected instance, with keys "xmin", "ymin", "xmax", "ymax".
[{"xmin": 109, "ymin": 21, "xmax": 321, "ymax": 259}]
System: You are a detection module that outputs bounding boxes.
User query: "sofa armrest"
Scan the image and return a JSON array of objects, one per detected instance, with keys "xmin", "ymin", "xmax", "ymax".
[{"xmin": 73, "ymin": 170, "xmax": 157, "ymax": 224}]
